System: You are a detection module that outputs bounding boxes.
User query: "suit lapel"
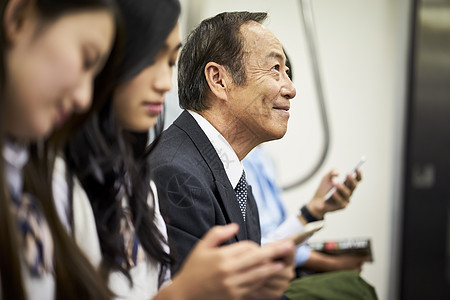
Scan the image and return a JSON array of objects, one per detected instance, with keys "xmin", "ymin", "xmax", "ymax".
[{"xmin": 174, "ymin": 111, "xmax": 248, "ymax": 241}]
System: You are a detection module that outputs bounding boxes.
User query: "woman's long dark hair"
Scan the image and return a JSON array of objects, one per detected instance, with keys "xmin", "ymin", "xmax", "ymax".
[
  {"xmin": 1, "ymin": 0, "xmax": 121, "ymax": 299},
  {"xmin": 0, "ymin": 2, "xmax": 26, "ymax": 298},
  {"xmin": 65, "ymin": 0, "xmax": 180, "ymax": 286}
]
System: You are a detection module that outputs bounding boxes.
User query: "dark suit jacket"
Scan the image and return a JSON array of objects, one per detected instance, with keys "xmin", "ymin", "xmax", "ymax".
[{"xmin": 150, "ymin": 110, "xmax": 261, "ymax": 274}]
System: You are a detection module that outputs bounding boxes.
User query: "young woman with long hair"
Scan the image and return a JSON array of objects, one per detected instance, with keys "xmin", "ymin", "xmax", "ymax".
[{"xmin": 0, "ymin": 0, "xmax": 120, "ymax": 298}]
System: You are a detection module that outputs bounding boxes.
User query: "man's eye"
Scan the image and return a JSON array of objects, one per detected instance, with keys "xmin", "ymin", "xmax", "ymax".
[{"xmin": 272, "ymin": 64, "xmax": 280, "ymax": 71}]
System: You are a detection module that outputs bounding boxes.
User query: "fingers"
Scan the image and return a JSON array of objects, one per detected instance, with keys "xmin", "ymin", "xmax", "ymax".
[
  {"xmin": 336, "ymin": 183, "xmax": 351, "ymax": 200},
  {"xmin": 261, "ymin": 274, "xmax": 292, "ymax": 290},
  {"xmin": 326, "ymin": 169, "xmax": 339, "ymax": 180},
  {"xmin": 330, "ymin": 184, "xmax": 351, "ymax": 209},
  {"xmin": 322, "ymin": 169, "xmax": 339, "ymax": 189},
  {"xmin": 261, "ymin": 240, "xmax": 295, "ymax": 265},
  {"xmin": 313, "ymin": 169, "xmax": 339, "ymax": 199},
  {"xmin": 196, "ymin": 241, "xmax": 294, "ymax": 300},
  {"xmin": 249, "ymin": 274, "xmax": 292, "ymax": 300},
  {"xmin": 335, "ymin": 170, "xmax": 362, "ymax": 206},
  {"xmin": 225, "ymin": 261, "xmax": 285, "ymax": 291},
  {"xmin": 216, "ymin": 241, "xmax": 261, "ymax": 263},
  {"xmin": 248, "ymin": 276, "xmax": 292, "ymax": 300},
  {"xmin": 199, "ymin": 224, "xmax": 239, "ymax": 248},
  {"xmin": 344, "ymin": 174, "xmax": 358, "ymax": 191},
  {"xmin": 332, "ymin": 173, "xmax": 359, "ymax": 205},
  {"xmin": 226, "ymin": 240, "xmax": 295, "ymax": 272}
]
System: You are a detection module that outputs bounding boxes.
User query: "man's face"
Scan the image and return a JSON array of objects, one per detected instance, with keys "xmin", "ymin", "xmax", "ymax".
[{"xmin": 226, "ymin": 22, "xmax": 296, "ymax": 144}]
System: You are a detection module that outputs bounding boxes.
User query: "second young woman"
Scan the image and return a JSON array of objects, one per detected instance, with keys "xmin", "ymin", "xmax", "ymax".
[{"xmin": 57, "ymin": 0, "xmax": 295, "ymax": 299}]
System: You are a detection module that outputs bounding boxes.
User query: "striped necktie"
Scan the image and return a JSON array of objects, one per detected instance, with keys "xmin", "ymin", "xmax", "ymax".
[
  {"xmin": 11, "ymin": 192, "xmax": 54, "ymax": 276},
  {"xmin": 119, "ymin": 207, "xmax": 145, "ymax": 269}
]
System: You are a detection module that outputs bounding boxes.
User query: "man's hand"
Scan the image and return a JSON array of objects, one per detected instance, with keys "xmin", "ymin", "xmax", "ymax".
[
  {"xmin": 329, "ymin": 254, "xmax": 369, "ymax": 273},
  {"xmin": 247, "ymin": 240, "xmax": 296, "ymax": 300},
  {"xmin": 304, "ymin": 169, "xmax": 362, "ymax": 220},
  {"xmin": 304, "ymin": 251, "xmax": 370, "ymax": 273}
]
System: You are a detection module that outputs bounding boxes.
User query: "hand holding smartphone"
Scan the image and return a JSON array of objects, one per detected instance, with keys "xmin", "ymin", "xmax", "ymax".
[
  {"xmin": 291, "ymin": 220, "xmax": 325, "ymax": 246},
  {"xmin": 324, "ymin": 155, "xmax": 366, "ymax": 202}
]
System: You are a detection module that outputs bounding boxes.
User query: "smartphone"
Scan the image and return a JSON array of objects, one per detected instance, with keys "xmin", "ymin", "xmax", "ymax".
[
  {"xmin": 291, "ymin": 220, "xmax": 325, "ymax": 246},
  {"xmin": 324, "ymin": 155, "xmax": 367, "ymax": 202}
]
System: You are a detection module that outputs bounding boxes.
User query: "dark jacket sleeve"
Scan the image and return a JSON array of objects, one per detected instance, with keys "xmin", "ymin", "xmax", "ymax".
[{"xmin": 152, "ymin": 163, "xmax": 220, "ymax": 275}]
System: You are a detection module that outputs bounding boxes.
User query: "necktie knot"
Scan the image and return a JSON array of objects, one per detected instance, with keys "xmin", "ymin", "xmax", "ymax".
[{"xmin": 234, "ymin": 171, "xmax": 248, "ymax": 221}]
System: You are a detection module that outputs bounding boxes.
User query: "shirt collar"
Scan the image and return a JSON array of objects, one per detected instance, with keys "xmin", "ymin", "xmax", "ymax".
[
  {"xmin": 3, "ymin": 140, "xmax": 29, "ymax": 197},
  {"xmin": 188, "ymin": 110, "xmax": 243, "ymax": 189}
]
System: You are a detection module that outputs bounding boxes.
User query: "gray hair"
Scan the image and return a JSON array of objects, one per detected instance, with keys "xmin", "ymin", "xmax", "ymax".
[{"xmin": 178, "ymin": 11, "xmax": 268, "ymax": 111}]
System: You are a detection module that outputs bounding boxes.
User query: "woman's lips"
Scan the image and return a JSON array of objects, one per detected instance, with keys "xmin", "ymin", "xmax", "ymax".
[
  {"xmin": 142, "ymin": 101, "xmax": 164, "ymax": 115},
  {"xmin": 56, "ymin": 107, "xmax": 70, "ymax": 127}
]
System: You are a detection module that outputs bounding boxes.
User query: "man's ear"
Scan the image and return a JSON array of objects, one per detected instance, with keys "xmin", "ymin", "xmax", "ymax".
[
  {"xmin": 3, "ymin": 0, "xmax": 34, "ymax": 45},
  {"xmin": 204, "ymin": 62, "xmax": 231, "ymax": 102}
]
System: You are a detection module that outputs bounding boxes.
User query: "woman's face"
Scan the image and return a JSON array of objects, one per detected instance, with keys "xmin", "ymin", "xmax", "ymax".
[
  {"xmin": 4, "ymin": 4, "xmax": 115, "ymax": 140},
  {"xmin": 113, "ymin": 23, "xmax": 181, "ymax": 132}
]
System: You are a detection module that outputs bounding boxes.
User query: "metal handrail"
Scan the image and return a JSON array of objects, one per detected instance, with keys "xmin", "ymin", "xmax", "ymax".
[{"xmin": 282, "ymin": 0, "xmax": 331, "ymax": 191}]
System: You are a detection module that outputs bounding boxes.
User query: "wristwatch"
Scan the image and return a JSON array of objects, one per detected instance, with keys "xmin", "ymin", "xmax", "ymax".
[{"xmin": 300, "ymin": 205, "xmax": 323, "ymax": 223}]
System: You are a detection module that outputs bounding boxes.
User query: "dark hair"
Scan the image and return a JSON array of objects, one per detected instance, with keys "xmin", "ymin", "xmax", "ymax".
[
  {"xmin": 284, "ymin": 48, "xmax": 293, "ymax": 81},
  {"xmin": 65, "ymin": 0, "xmax": 180, "ymax": 286},
  {"xmin": 178, "ymin": 11, "xmax": 267, "ymax": 111},
  {"xmin": 0, "ymin": 0, "xmax": 26, "ymax": 297},
  {"xmin": 0, "ymin": 0, "xmax": 120, "ymax": 299}
]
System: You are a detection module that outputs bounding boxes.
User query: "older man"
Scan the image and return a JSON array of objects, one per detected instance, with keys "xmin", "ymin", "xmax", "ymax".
[
  {"xmin": 151, "ymin": 10, "xmax": 295, "ymax": 268},
  {"xmin": 152, "ymin": 11, "xmax": 359, "ymax": 293}
]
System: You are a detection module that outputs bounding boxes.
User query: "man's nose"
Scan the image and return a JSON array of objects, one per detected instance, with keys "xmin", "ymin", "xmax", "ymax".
[{"xmin": 281, "ymin": 74, "xmax": 296, "ymax": 99}]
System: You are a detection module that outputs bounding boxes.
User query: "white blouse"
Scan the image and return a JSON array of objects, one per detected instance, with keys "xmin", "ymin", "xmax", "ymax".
[
  {"xmin": 53, "ymin": 157, "xmax": 170, "ymax": 299},
  {"xmin": 3, "ymin": 141, "xmax": 55, "ymax": 300}
]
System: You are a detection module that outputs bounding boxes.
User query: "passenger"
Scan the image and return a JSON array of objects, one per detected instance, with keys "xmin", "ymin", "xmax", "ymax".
[
  {"xmin": 150, "ymin": 11, "xmax": 298, "ymax": 298},
  {"xmin": 0, "ymin": 0, "xmax": 118, "ymax": 299}
]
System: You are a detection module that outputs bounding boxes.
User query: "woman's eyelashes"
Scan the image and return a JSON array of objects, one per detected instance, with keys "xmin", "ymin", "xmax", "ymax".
[
  {"xmin": 169, "ymin": 51, "xmax": 180, "ymax": 67},
  {"xmin": 82, "ymin": 46, "xmax": 100, "ymax": 71},
  {"xmin": 83, "ymin": 56, "xmax": 95, "ymax": 71}
]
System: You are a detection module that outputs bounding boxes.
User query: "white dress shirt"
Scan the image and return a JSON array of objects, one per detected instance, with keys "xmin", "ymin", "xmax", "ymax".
[
  {"xmin": 188, "ymin": 110, "xmax": 243, "ymax": 189},
  {"xmin": 187, "ymin": 111, "xmax": 306, "ymax": 247}
]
